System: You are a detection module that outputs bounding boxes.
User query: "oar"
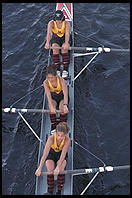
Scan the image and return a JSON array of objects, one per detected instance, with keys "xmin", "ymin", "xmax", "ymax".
[
  {"xmin": 41, "ymin": 165, "xmax": 130, "ymax": 176},
  {"xmin": 50, "ymin": 46, "xmax": 129, "ymax": 52},
  {"xmin": 2, "ymin": 108, "xmax": 63, "ymax": 114}
]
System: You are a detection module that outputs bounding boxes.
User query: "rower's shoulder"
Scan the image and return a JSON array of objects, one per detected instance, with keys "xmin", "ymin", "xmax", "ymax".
[
  {"xmin": 65, "ymin": 135, "xmax": 71, "ymax": 142},
  {"xmin": 59, "ymin": 76, "xmax": 65, "ymax": 83},
  {"xmin": 47, "ymin": 134, "xmax": 54, "ymax": 144},
  {"xmin": 65, "ymin": 21, "xmax": 70, "ymax": 24},
  {"xmin": 58, "ymin": 76, "xmax": 66, "ymax": 85},
  {"xmin": 43, "ymin": 79, "xmax": 48, "ymax": 85},
  {"xmin": 65, "ymin": 21, "xmax": 70, "ymax": 26},
  {"xmin": 64, "ymin": 135, "xmax": 71, "ymax": 147},
  {"xmin": 47, "ymin": 20, "xmax": 54, "ymax": 30},
  {"xmin": 59, "ymin": 76, "xmax": 67, "ymax": 86},
  {"xmin": 48, "ymin": 20, "xmax": 54, "ymax": 26}
]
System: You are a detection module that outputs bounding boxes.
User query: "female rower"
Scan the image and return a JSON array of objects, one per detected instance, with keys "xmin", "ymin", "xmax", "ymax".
[
  {"xmin": 44, "ymin": 10, "xmax": 71, "ymax": 78},
  {"xmin": 35, "ymin": 122, "xmax": 70, "ymax": 195},
  {"xmin": 43, "ymin": 64, "xmax": 69, "ymax": 133}
]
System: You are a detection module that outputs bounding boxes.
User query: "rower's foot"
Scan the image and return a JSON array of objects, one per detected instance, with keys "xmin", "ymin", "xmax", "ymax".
[
  {"xmin": 51, "ymin": 129, "xmax": 56, "ymax": 134},
  {"xmin": 43, "ymin": 192, "xmax": 53, "ymax": 195},
  {"xmin": 62, "ymin": 70, "xmax": 68, "ymax": 78},
  {"xmin": 56, "ymin": 190, "xmax": 61, "ymax": 195},
  {"xmin": 57, "ymin": 70, "xmax": 61, "ymax": 77},
  {"xmin": 51, "ymin": 125, "xmax": 56, "ymax": 134}
]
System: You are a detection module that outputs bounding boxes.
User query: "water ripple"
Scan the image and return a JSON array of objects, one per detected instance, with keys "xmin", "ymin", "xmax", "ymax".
[{"xmin": 2, "ymin": 3, "xmax": 130, "ymax": 195}]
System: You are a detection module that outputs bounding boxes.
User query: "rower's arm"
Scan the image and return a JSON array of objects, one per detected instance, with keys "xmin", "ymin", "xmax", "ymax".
[
  {"xmin": 60, "ymin": 78, "xmax": 68, "ymax": 105},
  {"xmin": 43, "ymin": 80, "xmax": 53, "ymax": 107},
  {"xmin": 57, "ymin": 136, "xmax": 71, "ymax": 168},
  {"xmin": 65, "ymin": 21, "xmax": 70, "ymax": 44},
  {"xmin": 45, "ymin": 20, "xmax": 53, "ymax": 44},
  {"xmin": 38, "ymin": 136, "xmax": 53, "ymax": 170}
]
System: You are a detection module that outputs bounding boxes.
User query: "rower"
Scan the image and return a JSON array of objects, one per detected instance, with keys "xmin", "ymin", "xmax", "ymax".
[
  {"xmin": 35, "ymin": 122, "xmax": 71, "ymax": 195},
  {"xmin": 43, "ymin": 64, "xmax": 69, "ymax": 133},
  {"xmin": 44, "ymin": 10, "xmax": 71, "ymax": 78}
]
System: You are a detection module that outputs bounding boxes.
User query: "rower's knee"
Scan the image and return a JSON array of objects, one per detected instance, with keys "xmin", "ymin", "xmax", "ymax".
[
  {"xmin": 46, "ymin": 160, "xmax": 55, "ymax": 172},
  {"xmin": 57, "ymin": 160, "xmax": 67, "ymax": 171},
  {"xmin": 52, "ymin": 43, "xmax": 59, "ymax": 54}
]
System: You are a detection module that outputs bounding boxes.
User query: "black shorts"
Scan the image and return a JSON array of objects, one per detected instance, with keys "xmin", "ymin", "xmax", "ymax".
[
  {"xmin": 51, "ymin": 91, "xmax": 64, "ymax": 108},
  {"xmin": 46, "ymin": 148, "xmax": 68, "ymax": 164},
  {"xmin": 51, "ymin": 91, "xmax": 70, "ymax": 108},
  {"xmin": 51, "ymin": 34, "xmax": 65, "ymax": 47}
]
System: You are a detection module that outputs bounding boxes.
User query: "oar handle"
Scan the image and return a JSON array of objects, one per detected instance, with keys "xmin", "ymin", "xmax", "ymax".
[
  {"xmin": 41, "ymin": 170, "xmax": 67, "ymax": 175},
  {"xmin": 41, "ymin": 169, "xmax": 86, "ymax": 175}
]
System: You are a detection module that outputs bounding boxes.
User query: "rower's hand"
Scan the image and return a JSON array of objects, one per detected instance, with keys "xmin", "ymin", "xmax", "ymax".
[
  {"xmin": 50, "ymin": 106, "xmax": 56, "ymax": 114},
  {"xmin": 63, "ymin": 105, "xmax": 69, "ymax": 114},
  {"xmin": 54, "ymin": 167, "xmax": 60, "ymax": 175},
  {"xmin": 44, "ymin": 42, "xmax": 50, "ymax": 49},
  {"xmin": 62, "ymin": 42, "xmax": 69, "ymax": 51},
  {"xmin": 35, "ymin": 167, "xmax": 42, "ymax": 177}
]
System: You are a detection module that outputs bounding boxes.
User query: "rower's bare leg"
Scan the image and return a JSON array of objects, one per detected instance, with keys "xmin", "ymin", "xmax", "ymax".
[
  {"xmin": 46, "ymin": 159, "xmax": 55, "ymax": 172},
  {"xmin": 56, "ymin": 160, "xmax": 67, "ymax": 195},
  {"xmin": 45, "ymin": 160, "xmax": 55, "ymax": 195},
  {"xmin": 61, "ymin": 44, "xmax": 70, "ymax": 78},
  {"xmin": 57, "ymin": 159, "xmax": 67, "ymax": 171},
  {"xmin": 52, "ymin": 43, "xmax": 60, "ymax": 75},
  {"xmin": 48, "ymin": 99, "xmax": 57, "ymax": 133},
  {"xmin": 59, "ymin": 100, "xmax": 68, "ymax": 123}
]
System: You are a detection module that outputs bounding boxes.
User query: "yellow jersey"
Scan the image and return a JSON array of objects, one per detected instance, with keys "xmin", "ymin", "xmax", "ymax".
[
  {"xmin": 48, "ymin": 77, "xmax": 62, "ymax": 94},
  {"xmin": 51, "ymin": 133, "xmax": 65, "ymax": 152},
  {"xmin": 52, "ymin": 21, "xmax": 65, "ymax": 37}
]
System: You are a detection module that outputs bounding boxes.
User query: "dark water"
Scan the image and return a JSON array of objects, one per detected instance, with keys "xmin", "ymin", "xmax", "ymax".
[{"xmin": 2, "ymin": 3, "xmax": 130, "ymax": 195}]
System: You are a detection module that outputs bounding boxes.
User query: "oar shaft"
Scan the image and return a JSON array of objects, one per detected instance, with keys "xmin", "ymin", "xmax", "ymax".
[
  {"xmin": 50, "ymin": 46, "xmax": 96, "ymax": 51},
  {"xmin": 2, "ymin": 108, "xmax": 63, "ymax": 113},
  {"xmin": 18, "ymin": 112, "xmax": 43, "ymax": 142},
  {"xmin": 110, "ymin": 48, "xmax": 130, "ymax": 52},
  {"xmin": 50, "ymin": 46, "xmax": 129, "ymax": 52},
  {"xmin": 40, "ymin": 165, "xmax": 130, "ymax": 176},
  {"xmin": 41, "ymin": 169, "xmax": 86, "ymax": 175},
  {"xmin": 113, "ymin": 165, "xmax": 130, "ymax": 171}
]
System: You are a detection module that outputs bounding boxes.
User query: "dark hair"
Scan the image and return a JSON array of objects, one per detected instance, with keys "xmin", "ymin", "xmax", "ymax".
[
  {"xmin": 54, "ymin": 16, "xmax": 65, "ymax": 21},
  {"xmin": 62, "ymin": 15, "xmax": 65, "ymax": 21},
  {"xmin": 56, "ymin": 122, "xmax": 70, "ymax": 134},
  {"xmin": 54, "ymin": 10, "xmax": 65, "ymax": 21},
  {"xmin": 46, "ymin": 64, "xmax": 57, "ymax": 76}
]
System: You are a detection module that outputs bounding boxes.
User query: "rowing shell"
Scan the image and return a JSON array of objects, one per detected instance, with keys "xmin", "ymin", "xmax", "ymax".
[
  {"xmin": 2, "ymin": 3, "xmax": 129, "ymax": 195},
  {"xmin": 35, "ymin": 3, "xmax": 74, "ymax": 195}
]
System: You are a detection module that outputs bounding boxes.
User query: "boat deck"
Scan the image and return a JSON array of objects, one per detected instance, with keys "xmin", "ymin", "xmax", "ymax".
[
  {"xmin": 35, "ymin": 54, "xmax": 74, "ymax": 195},
  {"xmin": 35, "ymin": 3, "xmax": 74, "ymax": 195}
]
